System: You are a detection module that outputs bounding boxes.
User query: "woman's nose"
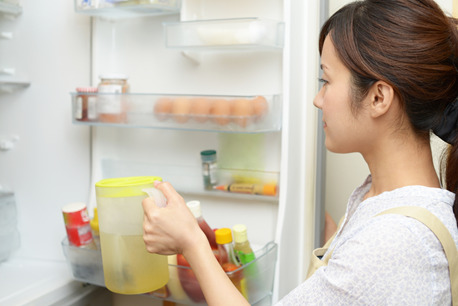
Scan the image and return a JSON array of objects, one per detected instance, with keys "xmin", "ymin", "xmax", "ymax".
[{"xmin": 313, "ymin": 88, "xmax": 323, "ymax": 109}]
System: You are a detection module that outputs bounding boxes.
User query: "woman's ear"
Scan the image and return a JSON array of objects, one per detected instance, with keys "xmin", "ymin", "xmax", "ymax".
[{"xmin": 368, "ymin": 81, "xmax": 395, "ymax": 118}]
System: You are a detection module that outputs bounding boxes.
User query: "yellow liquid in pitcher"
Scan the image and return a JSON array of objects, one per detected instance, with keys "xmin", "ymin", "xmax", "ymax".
[{"xmin": 100, "ymin": 232, "xmax": 169, "ymax": 294}]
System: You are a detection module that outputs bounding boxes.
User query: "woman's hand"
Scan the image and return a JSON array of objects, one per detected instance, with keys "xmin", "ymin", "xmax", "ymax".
[
  {"xmin": 142, "ymin": 181, "xmax": 206, "ymax": 255},
  {"xmin": 142, "ymin": 181, "xmax": 250, "ymax": 306}
]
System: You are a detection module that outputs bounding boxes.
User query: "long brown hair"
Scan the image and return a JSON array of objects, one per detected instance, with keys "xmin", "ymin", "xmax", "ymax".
[{"xmin": 319, "ymin": 0, "xmax": 458, "ymax": 225}]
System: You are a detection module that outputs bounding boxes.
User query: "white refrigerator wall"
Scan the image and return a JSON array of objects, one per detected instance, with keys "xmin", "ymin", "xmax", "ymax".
[{"xmin": 0, "ymin": 0, "xmax": 91, "ymax": 261}]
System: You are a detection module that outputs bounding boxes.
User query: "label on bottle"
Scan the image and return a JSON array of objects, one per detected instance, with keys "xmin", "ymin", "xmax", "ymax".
[
  {"xmin": 209, "ymin": 163, "xmax": 217, "ymax": 184},
  {"xmin": 87, "ymin": 96, "xmax": 97, "ymax": 120},
  {"xmin": 76, "ymin": 96, "xmax": 83, "ymax": 120},
  {"xmin": 235, "ymin": 250, "xmax": 256, "ymax": 264},
  {"xmin": 98, "ymin": 84, "xmax": 123, "ymax": 114}
]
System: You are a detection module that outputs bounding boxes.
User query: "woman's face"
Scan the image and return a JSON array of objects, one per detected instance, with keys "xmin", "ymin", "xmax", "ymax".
[{"xmin": 313, "ymin": 36, "xmax": 371, "ymax": 154}]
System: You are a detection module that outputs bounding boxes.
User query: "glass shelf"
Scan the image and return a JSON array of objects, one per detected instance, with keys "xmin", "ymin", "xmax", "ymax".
[
  {"xmin": 0, "ymin": 80, "xmax": 30, "ymax": 93},
  {"xmin": 163, "ymin": 18, "xmax": 284, "ymax": 51},
  {"xmin": 70, "ymin": 93, "xmax": 282, "ymax": 133},
  {"xmin": 0, "ymin": 2, "xmax": 22, "ymax": 16},
  {"xmin": 62, "ymin": 238, "xmax": 277, "ymax": 305},
  {"xmin": 100, "ymin": 159, "xmax": 280, "ymax": 201},
  {"xmin": 74, "ymin": 0, "xmax": 181, "ymax": 18}
]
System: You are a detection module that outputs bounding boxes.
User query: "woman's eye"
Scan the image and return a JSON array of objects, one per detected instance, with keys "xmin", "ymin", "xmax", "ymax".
[{"xmin": 318, "ymin": 78, "xmax": 328, "ymax": 85}]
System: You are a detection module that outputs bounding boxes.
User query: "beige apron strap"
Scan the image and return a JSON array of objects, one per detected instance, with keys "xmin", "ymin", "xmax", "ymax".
[
  {"xmin": 377, "ymin": 206, "xmax": 458, "ymax": 306},
  {"xmin": 306, "ymin": 216, "xmax": 344, "ymax": 279}
]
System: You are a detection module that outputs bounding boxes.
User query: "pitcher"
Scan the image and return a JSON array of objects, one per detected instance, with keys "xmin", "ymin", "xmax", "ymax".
[{"xmin": 95, "ymin": 176, "xmax": 169, "ymax": 294}]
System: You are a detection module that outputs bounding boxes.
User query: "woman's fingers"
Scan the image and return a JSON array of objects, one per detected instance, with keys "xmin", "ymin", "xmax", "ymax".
[{"xmin": 154, "ymin": 181, "xmax": 185, "ymax": 207}]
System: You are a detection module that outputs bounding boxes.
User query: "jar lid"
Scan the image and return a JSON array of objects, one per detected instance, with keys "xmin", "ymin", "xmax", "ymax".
[
  {"xmin": 201, "ymin": 150, "xmax": 217, "ymax": 162},
  {"xmin": 76, "ymin": 87, "xmax": 98, "ymax": 93},
  {"xmin": 99, "ymin": 73, "xmax": 129, "ymax": 80}
]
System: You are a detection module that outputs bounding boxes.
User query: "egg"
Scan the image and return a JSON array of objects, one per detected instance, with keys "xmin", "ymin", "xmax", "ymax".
[
  {"xmin": 232, "ymin": 98, "xmax": 254, "ymax": 127},
  {"xmin": 153, "ymin": 97, "xmax": 173, "ymax": 121},
  {"xmin": 252, "ymin": 96, "xmax": 268, "ymax": 120},
  {"xmin": 190, "ymin": 97, "xmax": 213, "ymax": 123},
  {"xmin": 172, "ymin": 97, "xmax": 192, "ymax": 123},
  {"xmin": 211, "ymin": 99, "xmax": 232, "ymax": 125}
]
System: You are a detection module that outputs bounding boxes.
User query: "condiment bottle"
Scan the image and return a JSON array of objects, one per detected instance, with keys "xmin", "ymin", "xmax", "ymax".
[
  {"xmin": 233, "ymin": 224, "xmax": 258, "ymax": 300},
  {"xmin": 200, "ymin": 150, "xmax": 217, "ymax": 191},
  {"xmin": 97, "ymin": 73, "xmax": 130, "ymax": 123},
  {"xmin": 215, "ymin": 228, "xmax": 246, "ymax": 298},
  {"xmin": 186, "ymin": 200, "xmax": 218, "ymax": 249},
  {"xmin": 215, "ymin": 227, "xmax": 239, "ymax": 266},
  {"xmin": 75, "ymin": 87, "xmax": 98, "ymax": 122},
  {"xmin": 232, "ymin": 224, "xmax": 255, "ymax": 264}
]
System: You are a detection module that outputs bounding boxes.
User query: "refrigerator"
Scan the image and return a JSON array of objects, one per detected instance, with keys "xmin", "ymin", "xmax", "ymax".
[{"xmin": 0, "ymin": 0, "xmax": 325, "ymax": 304}]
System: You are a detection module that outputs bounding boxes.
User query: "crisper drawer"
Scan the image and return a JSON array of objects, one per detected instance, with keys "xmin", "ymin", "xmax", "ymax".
[{"xmin": 61, "ymin": 238, "xmax": 277, "ymax": 305}]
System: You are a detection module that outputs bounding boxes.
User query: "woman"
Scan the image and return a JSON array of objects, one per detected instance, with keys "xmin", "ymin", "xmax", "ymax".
[{"xmin": 142, "ymin": 0, "xmax": 458, "ymax": 304}]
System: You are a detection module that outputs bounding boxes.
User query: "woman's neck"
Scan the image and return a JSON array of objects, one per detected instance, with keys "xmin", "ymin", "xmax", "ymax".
[{"xmin": 362, "ymin": 134, "xmax": 440, "ymax": 200}]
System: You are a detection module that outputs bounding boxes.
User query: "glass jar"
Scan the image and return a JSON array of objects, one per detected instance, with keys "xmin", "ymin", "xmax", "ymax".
[
  {"xmin": 200, "ymin": 150, "xmax": 217, "ymax": 190},
  {"xmin": 97, "ymin": 74, "xmax": 130, "ymax": 123},
  {"xmin": 75, "ymin": 87, "xmax": 98, "ymax": 122}
]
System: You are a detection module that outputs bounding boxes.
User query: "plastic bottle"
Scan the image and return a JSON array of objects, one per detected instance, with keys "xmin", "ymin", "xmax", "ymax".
[
  {"xmin": 179, "ymin": 200, "xmax": 226, "ymax": 303},
  {"xmin": 186, "ymin": 200, "xmax": 217, "ymax": 249},
  {"xmin": 233, "ymin": 224, "xmax": 259, "ymax": 301},
  {"xmin": 215, "ymin": 228, "xmax": 247, "ymax": 299},
  {"xmin": 215, "ymin": 228, "xmax": 239, "ymax": 265},
  {"xmin": 232, "ymin": 224, "xmax": 255, "ymax": 264}
]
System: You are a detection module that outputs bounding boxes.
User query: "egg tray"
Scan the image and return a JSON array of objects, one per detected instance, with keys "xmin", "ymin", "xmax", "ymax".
[
  {"xmin": 70, "ymin": 93, "xmax": 282, "ymax": 133},
  {"xmin": 61, "ymin": 238, "xmax": 278, "ymax": 305}
]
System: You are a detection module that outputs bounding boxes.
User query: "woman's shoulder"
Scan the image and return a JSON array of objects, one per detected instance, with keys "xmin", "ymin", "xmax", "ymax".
[{"xmin": 354, "ymin": 185, "xmax": 457, "ymax": 243}]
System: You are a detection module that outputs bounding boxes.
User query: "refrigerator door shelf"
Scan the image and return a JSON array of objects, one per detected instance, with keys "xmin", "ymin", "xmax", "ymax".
[
  {"xmin": 62, "ymin": 237, "xmax": 277, "ymax": 305},
  {"xmin": 164, "ymin": 18, "xmax": 285, "ymax": 51},
  {"xmin": 0, "ymin": 2, "xmax": 21, "ymax": 17},
  {"xmin": 70, "ymin": 93, "xmax": 282, "ymax": 133},
  {"xmin": 0, "ymin": 80, "xmax": 30, "ymax": 93},
  {"xmin": 100, "ymin": 159, "xmax": 280, "ymax": 201},
  {"xmin": 74, "ymin": 0, "xmax": 181, "ymax": 19}
]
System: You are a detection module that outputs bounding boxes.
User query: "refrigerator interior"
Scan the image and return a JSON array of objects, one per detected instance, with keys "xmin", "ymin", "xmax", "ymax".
[{"xmin": 0, "ymin": 0, "xmax": 322, "ymax": 304}]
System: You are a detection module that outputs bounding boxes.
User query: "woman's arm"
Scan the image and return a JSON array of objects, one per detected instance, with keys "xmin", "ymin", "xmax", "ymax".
[{"xmin": 142, "ymin": 181, "xmax": 249, "ymax": 306}]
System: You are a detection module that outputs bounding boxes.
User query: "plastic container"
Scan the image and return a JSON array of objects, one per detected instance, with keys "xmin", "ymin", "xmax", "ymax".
[
  {"xmin": 97, "ymin": 73, "xmax": 130, "ymax": 123},
  {"xmin": 62, "ymin": 239, "xmax": 278, "ymax": 305},
  {"xmin": 95, "ymin": 176, "xmax": 169, "ymax": 294}
]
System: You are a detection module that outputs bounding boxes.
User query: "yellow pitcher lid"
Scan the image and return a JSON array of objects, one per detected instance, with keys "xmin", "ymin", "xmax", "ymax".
[{"xmin": 95, "ymin": 176, "xmax": 162, "ymax": 197}]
